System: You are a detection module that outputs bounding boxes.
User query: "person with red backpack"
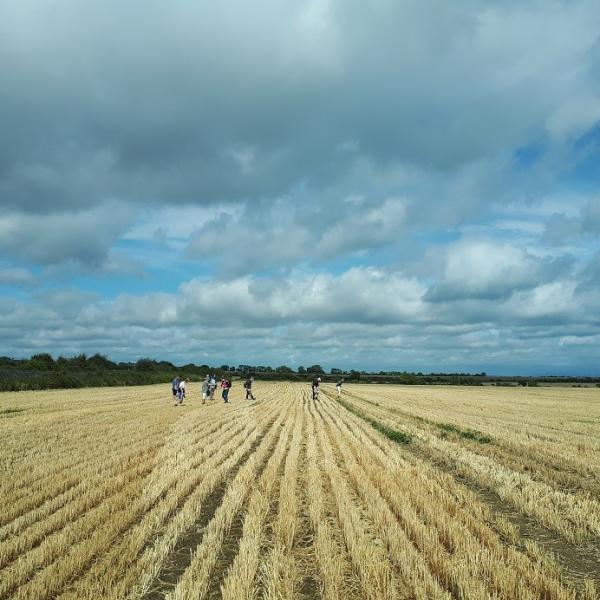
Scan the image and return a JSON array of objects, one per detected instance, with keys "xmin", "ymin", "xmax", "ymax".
[{"xmin": 221, "ymin": 378, "xmax": 232, "ymax": 403}]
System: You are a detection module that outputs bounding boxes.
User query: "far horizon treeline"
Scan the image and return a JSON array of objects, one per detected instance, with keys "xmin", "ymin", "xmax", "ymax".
[{"xmin": 1, "ymin": 353, "xmax": 600, "ymax": 392}]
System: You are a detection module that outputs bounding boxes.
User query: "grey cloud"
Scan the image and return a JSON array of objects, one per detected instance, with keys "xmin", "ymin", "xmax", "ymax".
[
  {"xmin": 542, "ymin": 213, "xmax": 581, "ymax": 244},
  {"xmin": 576, "ymin": 251, "xmax": 600, "ymax": 292},
  {"xmin": 185, "ymin": 206, "xmax": 313, "ymax": 275},
  {"xmin": 2, "ymin": 0, "xmax": 600, "ymax": 219},
  {"xmin": 185, "ymin": 197, "xmax": 408, "ymax": 275},
  {"xmin": 32, "ymin": 289, "xmax": 100, "ymax": 319},
  {"xmin": 0, "ymin": 267, "xmax": 37, "ymax": 287},
  {"xmin": 0, "ymin": 204, "xmax": 133, "ymax": 266},
  {"xmin": 315, "ymin": 198, "xmax": 407, "ymax": 259},
  {"xmin": 582, "ymin": 197, "xmax": 600, "ymax": 232}
]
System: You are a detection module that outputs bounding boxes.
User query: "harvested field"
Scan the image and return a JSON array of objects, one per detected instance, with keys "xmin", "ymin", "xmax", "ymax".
[{"xmin": 1, "ymin": 382, "xmax": 599, "ymax": 599}]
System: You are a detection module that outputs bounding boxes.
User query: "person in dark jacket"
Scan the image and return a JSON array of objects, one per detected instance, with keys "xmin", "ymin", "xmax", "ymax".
[
  {"xmin": 244, "ymin": 376, "xmax": 255, "ymax": 400},
  {"xmin": 171, "ymin": 376, "xmax": 181, "ymax": 401}
]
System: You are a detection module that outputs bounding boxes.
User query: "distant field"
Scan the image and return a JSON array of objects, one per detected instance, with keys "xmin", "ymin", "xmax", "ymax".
[{"xmin": 1, "ymin": 383, "xmax": 599, "ymax": 599}]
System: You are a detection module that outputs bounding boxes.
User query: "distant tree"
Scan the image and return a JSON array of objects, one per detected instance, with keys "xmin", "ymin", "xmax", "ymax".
[
  {"xmin": 399, "ymin": 372, "xmax": 418, "ymax": 385},
  {"xmin": 0, "ymin": 356, "xmax": 17, "ymax": 368},
  {"xmin": 297, "ymin": 366, "xmax": 306, "ymax": 374},
  {"xmin": 307, "ymin": 364, "xmax": 325, "ymax": 374},
  {"xmin": 135, "ymin": 358, "xmax": 158, "ymax": 371},
  {"xmin": 156, "ymin": 360, "xmax": 176, "ymax": 370},
  {"xmin": 276, "ymin": 366, "xmax": 293, "ymax": 373},
  {"xmin": 220, "ymin": 365, "xmax": 230, "ymax": 371},
  {"xmin": 180, "ymin": 363, "xmax": 203, "ymax": 374},
  {"xmin": 348, "ymin": 369, "xmax": 361, "ymax": 381},
  {"xmin": 28, "ymin": 353, "xmax": 56, "ymax": 370},
  {"xmin": 68, "ymin": 353, "xmax": 88, "ymax": 370},
  {"xmin": 330, "ymin": 368, "xmax": 343, "ymax": 375},
  {"xmin": 87, "ymin": 353, "xmax": 117, "ymax": 370}
]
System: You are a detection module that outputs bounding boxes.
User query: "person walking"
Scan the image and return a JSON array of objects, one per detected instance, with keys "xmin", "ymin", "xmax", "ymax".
[
  {"xmin": 222, "ymin": 378, "xmax": 232, "ymax": 403},
  {"xmin": 171, "ymin": 375, "xmax": 181, "ymax": 401},
  {"xmin": 175, "ymin": 378, "xmax": 188, "ymax": 406},
  {"xmin": 336, "ymin": 377, "xmax": 344, "ymax": 397},
  {"xmin": 208, "ymin": 375, "xmax": 217, "ymax": 400},
  {"xmin": 244, "ymin": 376, "xmax": 255, "ymax": 400},
  {"xmin": 312, "ymin": 376, "xmax": 321, "ymax": 400},
  {"xmin": 201, "ymin": 375, "xmax": 209, "ymax": 404}
]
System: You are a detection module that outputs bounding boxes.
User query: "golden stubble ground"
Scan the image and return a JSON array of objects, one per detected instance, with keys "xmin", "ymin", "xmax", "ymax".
[{"xmin": 1, "ymin": 382, "xmax": 599, "ymax": 599}]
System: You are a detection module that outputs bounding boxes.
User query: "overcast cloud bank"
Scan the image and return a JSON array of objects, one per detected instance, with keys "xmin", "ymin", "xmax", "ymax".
[{"xmin": 1, "ymin": 0, "xmax": 600, "ymax": 373}]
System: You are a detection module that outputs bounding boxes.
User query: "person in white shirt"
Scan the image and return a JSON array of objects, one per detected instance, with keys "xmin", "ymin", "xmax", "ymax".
[
  {"xmin": 312, "ymin": 377, "xmax": 321, "ymax": 400},
  {"xmin": 208, "ymin": 376, "xmax": 217, "ymax": 400},
  {"xmin": 175, "ymin": 378, "xmax": 188, "ymax": 406}
]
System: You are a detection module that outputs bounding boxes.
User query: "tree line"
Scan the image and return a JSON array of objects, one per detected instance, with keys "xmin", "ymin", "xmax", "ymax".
[{"xmin": 1, "ymin": 353, "xmax": 598, "ymax": 392}]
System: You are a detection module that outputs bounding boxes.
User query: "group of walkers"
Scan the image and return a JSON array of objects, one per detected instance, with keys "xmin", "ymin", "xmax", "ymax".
[
  {"xmin": 171, "ymin": 374, "xmax": 344, "ymax": 406},
  {"xmin": 171, "ymin": 374, "xmax": 256, "ymax": 406},
  {"xmin": 311, "ymin": 376, "xmax": 345, "ymax": 400}
]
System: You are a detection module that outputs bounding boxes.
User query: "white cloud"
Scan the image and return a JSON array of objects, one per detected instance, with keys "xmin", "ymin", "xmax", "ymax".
[
  {"xmin": 427, "ymin": 239, "xmax": 545, "ymax": 301},
  {"xmin": 505, "ymin": 281, "xmax": 578, "ymax": 320},
  {"xmin": 177, "ymin": 267, "xmax": 426, "ymax": 325}
]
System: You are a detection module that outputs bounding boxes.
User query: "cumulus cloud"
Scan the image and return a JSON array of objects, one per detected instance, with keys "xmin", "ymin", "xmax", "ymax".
[
  {"xmin": 3, "ymin": 263, "xmax": 599, "ymax": 372},
  {"xmin": 185, "ymin": 197, "xmax": 408, "ymax": 274},
  {"xmin": 186, "ymin": 205, "xmax": 313, "ymax": 274},
  {"xmin": 426, "ymin": 240, "xmax": 555, "ymax": 301},
  {"xmin": 0, "ymin": 268, "xmax": 37, "ymax": 287},
  {"xmin": 77, "ymin": 267, "xmax": 426, "ymax": 328},
  {"xmin": 0, "ymin": 204, "xmax": 133, "ymax": 266}
]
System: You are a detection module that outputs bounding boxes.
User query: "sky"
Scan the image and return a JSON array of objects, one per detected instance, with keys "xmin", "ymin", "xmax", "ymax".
[{"xmin": 1, "ymin": 0, "xmax": 600, "ymax": 375}]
